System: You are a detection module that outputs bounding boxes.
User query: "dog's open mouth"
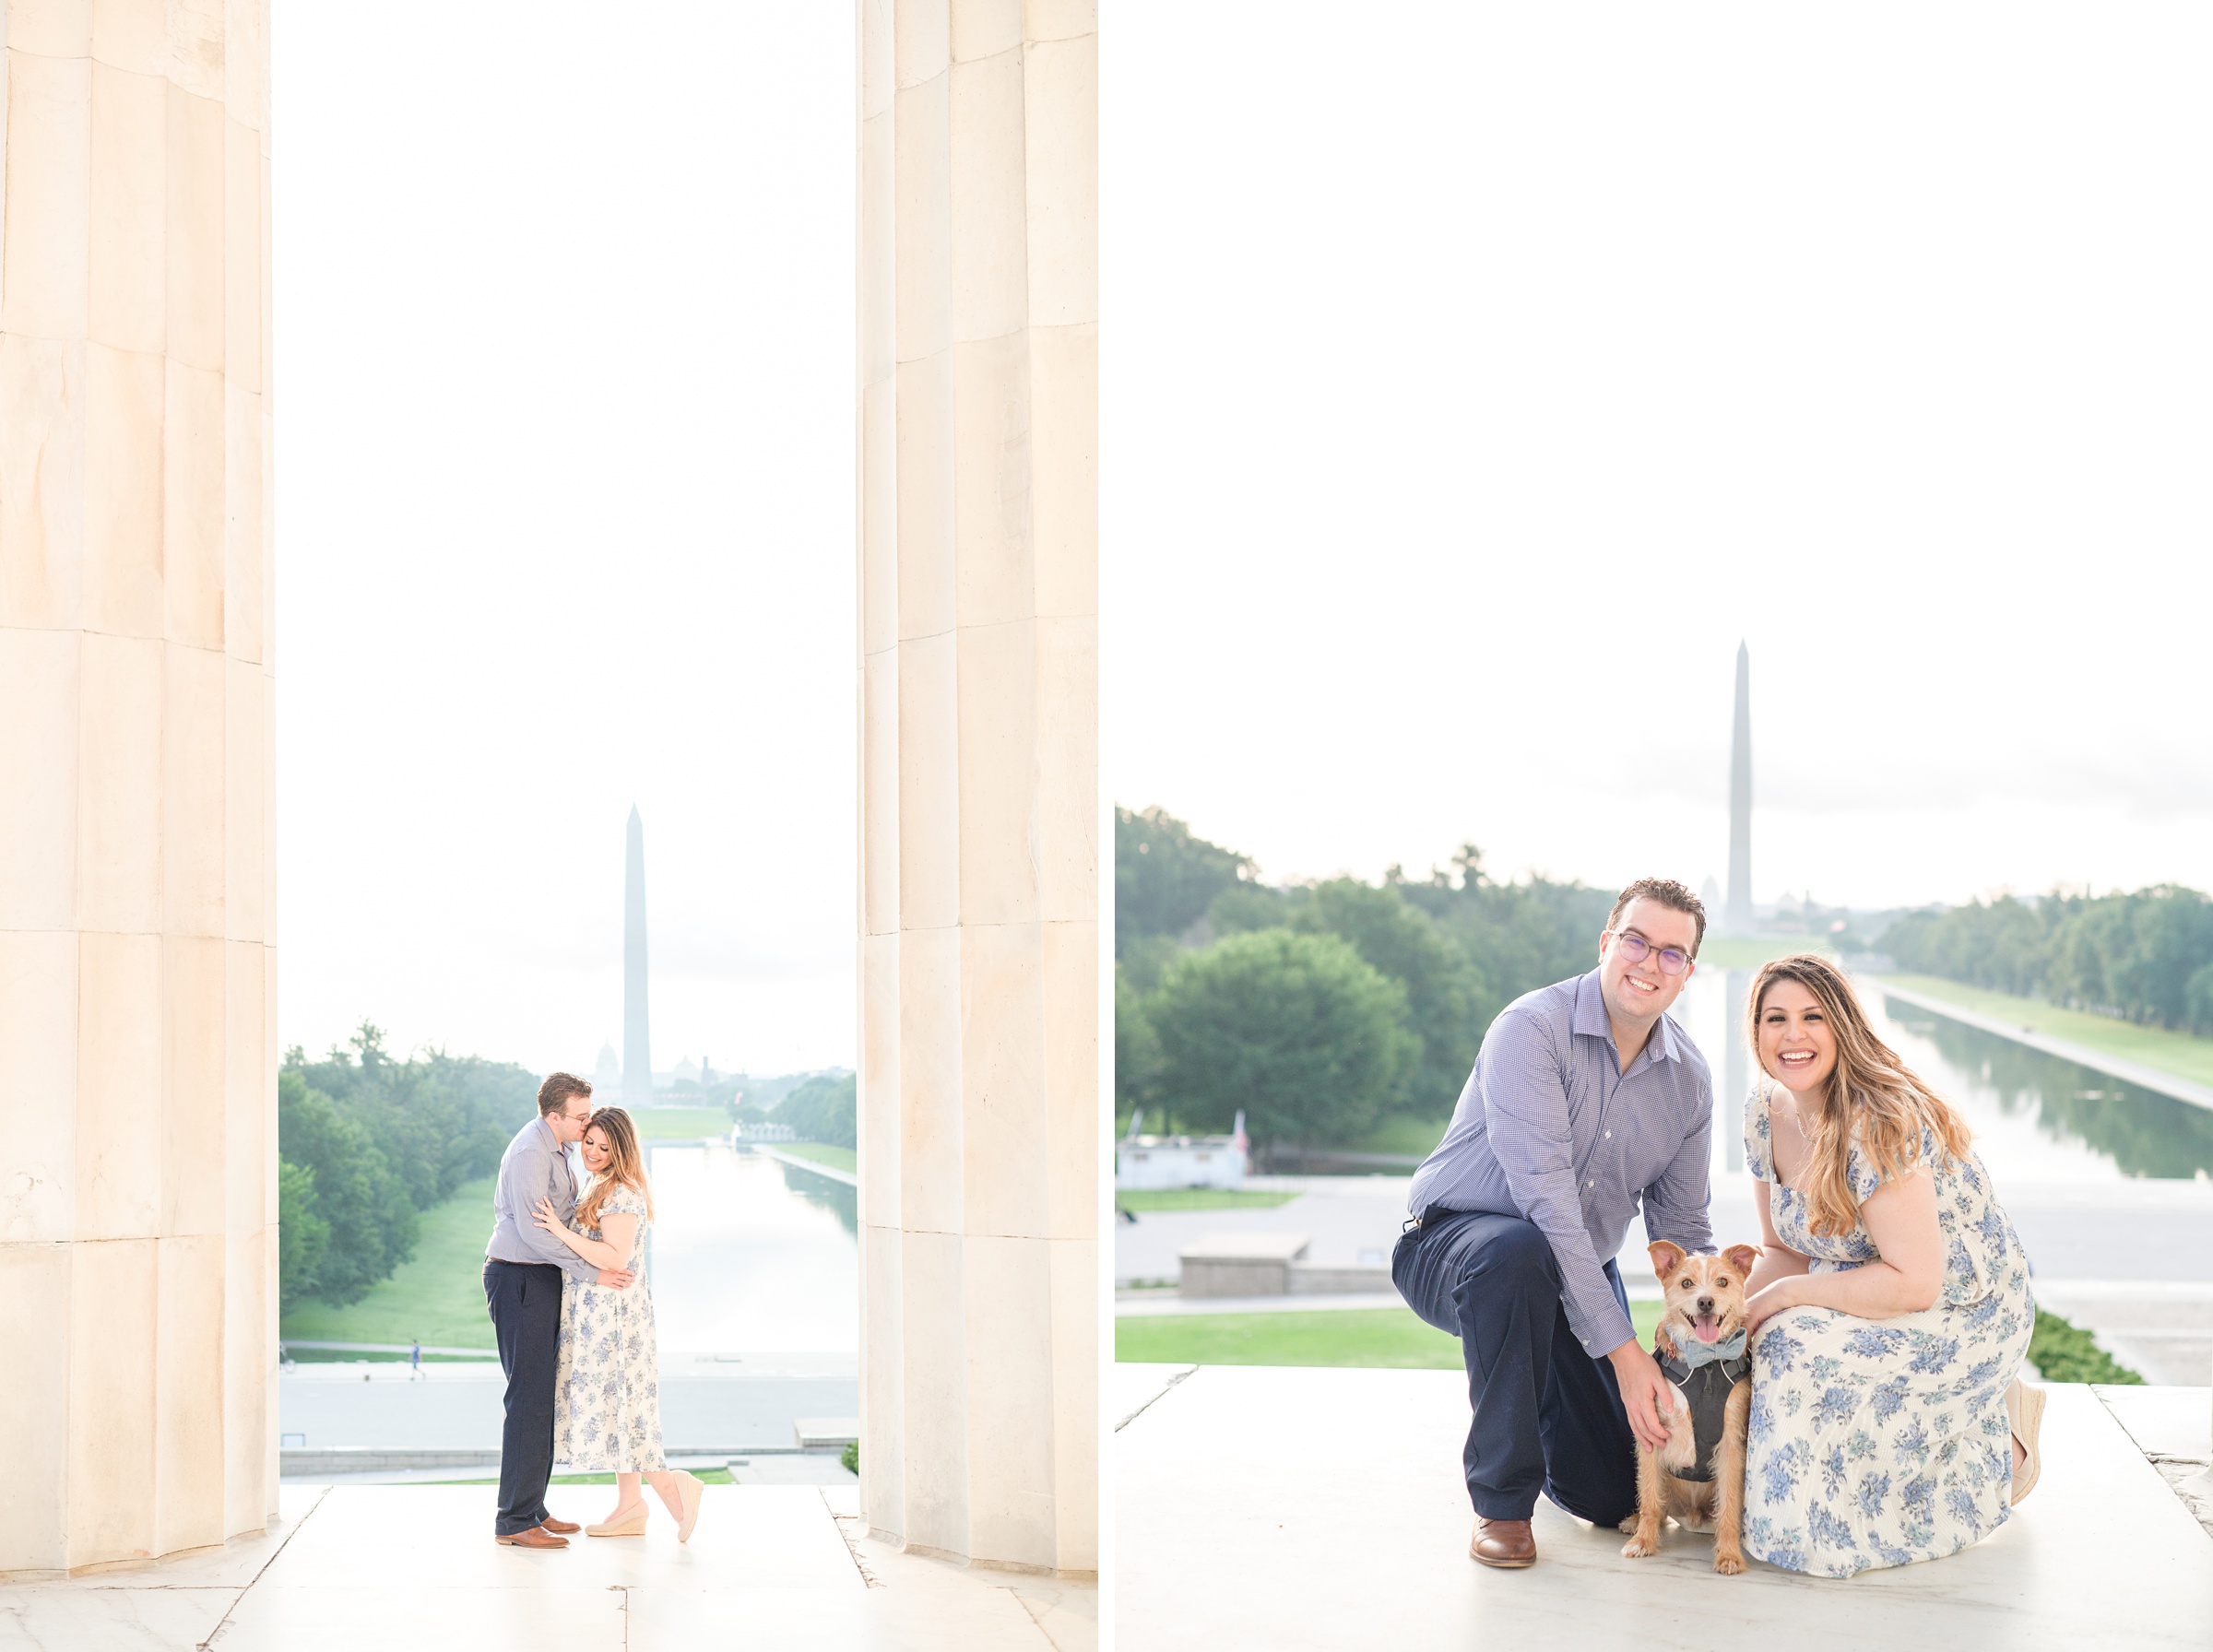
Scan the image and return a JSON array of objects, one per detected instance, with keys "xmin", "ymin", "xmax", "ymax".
[{"xmin": 1690, "ymin": 1314, "xmax": 1722, "ymax": 1342}]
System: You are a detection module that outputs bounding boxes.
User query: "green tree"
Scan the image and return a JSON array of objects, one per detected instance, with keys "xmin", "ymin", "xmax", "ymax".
[
  {"xmin": 1115, "ymin": 967, "xmax": 1161, "ymax": 1123},
  {"xmin": 778, "ymin": 1072, "xmax": 858, "ymax": 1149},
  {"xmin": 1287, "ymin": 879, "xmax": 1491, "ymax": 1116},
  {"xmin": 277, "ymin": 1069, "xmax": 418, "ymax": 1305},
  {"xmin": 1148, "ymin": 929, "xmax": 1417, "ymax": 1152},
  {"xmin": 1116, "ymin": 806, "xmax": 1253, "ymax": 955},
  {"xmin": 277, "ymin": 1158, "xmax": 329, "ymax": 1309}
]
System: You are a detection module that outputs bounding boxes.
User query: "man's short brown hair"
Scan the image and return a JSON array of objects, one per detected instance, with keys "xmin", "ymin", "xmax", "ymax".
[
  {"xmin": 1606, "ymin": 878, "xmax": 1707, "ymax": 957},
  {"xmin": 538, "ymin": 1072, "xmax": 594, "ymax": 1116}
]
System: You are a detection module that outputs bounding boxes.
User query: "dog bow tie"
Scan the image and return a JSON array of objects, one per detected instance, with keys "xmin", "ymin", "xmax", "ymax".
[{"xmin": 1672, "ymin": 1329, "xmax": 1747, "ymax": 1368}]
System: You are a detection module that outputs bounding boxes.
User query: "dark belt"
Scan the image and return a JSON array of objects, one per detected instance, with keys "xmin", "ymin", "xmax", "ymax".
[{"xmin": 1403, "ymin": 1202, "xmax": 1473, "ymax": 1234}]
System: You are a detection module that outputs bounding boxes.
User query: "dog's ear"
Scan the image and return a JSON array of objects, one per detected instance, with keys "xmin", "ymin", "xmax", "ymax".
[
  {"xmin": 1647, "ymin": 1240, "xmax": 1686, "ymax": 1280},
  {"xmin": 1722, "ymin": 1244, "xmax": 1761, "ymax": 1278}
]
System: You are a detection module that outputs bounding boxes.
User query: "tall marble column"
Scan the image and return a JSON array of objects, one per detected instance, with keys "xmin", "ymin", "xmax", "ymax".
[
  {"xmin": 0, "ymin": 1, "xmax": 277, "ymax": 1575},
  {"xmin": 857, "ymin": 0, "xmax": 1097, "ymax": 1576}
]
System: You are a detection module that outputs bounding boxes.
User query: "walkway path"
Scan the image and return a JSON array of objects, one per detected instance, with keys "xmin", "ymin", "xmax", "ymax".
[
  {"xmin": 1118, "ymin": 1363, "xmax": 2210, "ymax": 1648},
  {"xmin": 0, "ymin": 1484, "xmax": 1093, "ymax": 1651}
]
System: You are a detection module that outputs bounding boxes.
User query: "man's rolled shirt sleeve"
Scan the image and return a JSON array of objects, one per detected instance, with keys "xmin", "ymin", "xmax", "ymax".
[
  {"xmin": 1482, "ymin": 1009, "xmax": 1638, "ymax": 1357},
  {"xmin": 503, "ymin": 1139, "xmax": 598, "ymax": 1283}
]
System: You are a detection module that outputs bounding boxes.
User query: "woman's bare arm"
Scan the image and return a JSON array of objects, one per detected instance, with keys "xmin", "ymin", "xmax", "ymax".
[
  {"xmin": 1745, "ymin": 1169, "xmax": 1944, "ymax": 1333},
  {"xmin": 532, "ymin": 1198, "xmax": 639, "ymax": 1270}
]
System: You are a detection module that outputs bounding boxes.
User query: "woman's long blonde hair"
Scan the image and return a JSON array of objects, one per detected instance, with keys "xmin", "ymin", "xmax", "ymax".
[
  {"xmin": 575, "ymin": 1105, "xmax": 655, "ymax": 1228},
  {"xmin": 1746, "ymin": 954, "xmax": 1971, "ymax": 1236}
]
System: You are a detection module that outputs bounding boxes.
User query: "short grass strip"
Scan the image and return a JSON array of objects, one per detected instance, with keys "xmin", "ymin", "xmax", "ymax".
[
  {"xmin": 1116, "ymin": 1188, "xmax": 1299, "ymax": 1212},
  {"xmin": 774, "ymin": 1142, "xmax": 857, "ymax": 1174},
  {"xmin": 1115, "ymin": 1301, "xmax": 1668, "ymax": 1369}
]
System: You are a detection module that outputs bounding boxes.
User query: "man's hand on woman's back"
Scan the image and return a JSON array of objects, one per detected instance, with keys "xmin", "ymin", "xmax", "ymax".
[{"xmin": 597, "ymin": 1267, "xmax": 635, "ymax": 1290}]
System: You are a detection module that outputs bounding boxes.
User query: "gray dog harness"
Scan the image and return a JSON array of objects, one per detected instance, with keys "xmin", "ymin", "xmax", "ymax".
[{"xmin": 1654, "ymin": 1334, "xmax": 1750, "ymax": 1482}]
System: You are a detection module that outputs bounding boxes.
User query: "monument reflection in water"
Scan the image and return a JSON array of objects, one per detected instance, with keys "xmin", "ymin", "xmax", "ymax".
[
  {"xmin": 638, "ymin": 1143, "xmax": 858, "ymax": 1352},
  {"xmin": 1675, "ymin": 970, "xmax": 2213, "ymax": 1183}
]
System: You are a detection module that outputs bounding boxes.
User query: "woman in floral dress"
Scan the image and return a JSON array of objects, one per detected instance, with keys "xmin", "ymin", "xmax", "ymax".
[
  {"xmin": 1738, "ymin": 954, "xmax": 2040, "ymax": 1577},
  {"xmin": 533, "ymin": 1105, "xmax": 704, "ymax": 1540}
]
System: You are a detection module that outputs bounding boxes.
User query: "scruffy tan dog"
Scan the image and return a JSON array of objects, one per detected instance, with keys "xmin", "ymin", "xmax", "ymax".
[{"xmin": 1620, "ymin": 1240, "xmax": 1761, "ymax": 1575}]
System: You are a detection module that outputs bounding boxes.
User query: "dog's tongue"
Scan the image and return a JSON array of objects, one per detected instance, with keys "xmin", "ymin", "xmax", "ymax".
[{"xmin": 1693, "ymin": 1314, "xmax": 1721, "ymax": 1343}]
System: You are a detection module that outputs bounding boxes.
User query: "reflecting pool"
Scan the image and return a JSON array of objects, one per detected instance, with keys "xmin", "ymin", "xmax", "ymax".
[
  {"xmin": 1673, "ymin": 969, "xmax": 2213, "ymax": 1183},
  {"xmin": 641, "ymin": 1142, "xmax": 858, "ymax": 1352}
]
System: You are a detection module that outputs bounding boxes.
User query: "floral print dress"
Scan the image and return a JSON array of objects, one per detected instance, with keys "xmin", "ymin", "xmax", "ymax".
[
  {"xmin": 1742, "ymin": 1089, "xmax": 2033, "ymax": 1577},
  {"xmin": 551, "ymin": 1186, "xmax": 665, "ymax": 1472}
]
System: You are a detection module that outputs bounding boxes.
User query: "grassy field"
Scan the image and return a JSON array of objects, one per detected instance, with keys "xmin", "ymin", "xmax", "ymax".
[
  {"xmin": 280, "ymin": 1175, "xmax": 499, "ymax": 1350},
  {"xmin": 775, "ymin": 1142, "xmax": 857, "ymax": 1174},
  {"xmin": 1882, "ymin": 974, "xmax": 2213, "ymax": 1089},
  {"xmin": 1696, "ymin": 935, "xmax": 1836, "ymax": 969},
  {"xmin": 1116, "ymin": 1300, "xmax": 1667, "ymax": 1369},
  {"xmin": 1117, "ymin": 1188, "xmax": 1298, "ymax": 1212}
]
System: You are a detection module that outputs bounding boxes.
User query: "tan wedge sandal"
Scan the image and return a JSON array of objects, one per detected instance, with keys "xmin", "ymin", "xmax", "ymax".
[
  {"xmin": 674, "ymin": 1470, "xmax": 705, "ymax": 1542},
  {"xmin": 586, "ymin": 1503, "xmax": 651, "ymax": 1537},
  {"xmin": 2006, "ymin": 1378, "xmax": 2046, "ymax": 1504}
]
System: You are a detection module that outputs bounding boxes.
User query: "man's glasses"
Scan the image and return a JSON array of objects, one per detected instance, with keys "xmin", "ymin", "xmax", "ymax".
[{"xmin": 1608, "ymin": 930, "xmax": 1691, "ymax": 975}]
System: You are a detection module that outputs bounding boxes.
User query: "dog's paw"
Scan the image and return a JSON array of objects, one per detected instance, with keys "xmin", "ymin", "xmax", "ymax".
[
  {"xmin": 1620, "ymin": 1532, "xmax": 1660, "ymax": 1559},
  {"xmin": 1712, "ymin": 1550, "xmax": 1746, "ymax": 1575},
  {"xmin": 1616, "ymin": 1516, "xmax": 1639, "ymax": 1535}
]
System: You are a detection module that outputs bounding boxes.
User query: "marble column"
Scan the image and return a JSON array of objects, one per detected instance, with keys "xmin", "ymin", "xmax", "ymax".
[
  {"xmin": 0, "ymin": 1, "xmax": 277, "ymax": 1575},
  {"xmin": 857, "ymin": 0, "xmax": 1097, "ymax": 1576}
]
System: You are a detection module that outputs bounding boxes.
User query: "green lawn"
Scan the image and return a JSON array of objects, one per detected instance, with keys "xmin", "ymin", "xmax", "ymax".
[
  {"xmin": 1117, "ymin": 1188, "xmax": 1298, "ymax": 1212},
  {"xmin": 628, "ymin": 1106, "xmax": 735, "ymax": 1139},
  {"xmin": 1116, "ymin": 1301, "xmax": 1667, "ymax": 1368},
  {"xmin": 775, "ymin": 1142, "xmax": 857, "ymax": 1174},
  {"xmin": 1695, "ymin": 935, "xmax": 1836, "ymax": 969},
  {"xmin": 1882, "ymin": 974, "xmax": 2213, "ymax": 1089},
  {"xmin": 281, "ymin": 1176, "xmax": 499, "ymax": 1350}
]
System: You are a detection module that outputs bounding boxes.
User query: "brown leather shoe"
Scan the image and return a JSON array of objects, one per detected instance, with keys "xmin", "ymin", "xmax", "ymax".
[
  {"xmin": 494, "ymin": 1526, "xmax": 569, "ymax": 1549},
  {"xmin": 538, "ymin": 1516, "xmax": 582, "ymax": 1535},
  {"xmin": 1471, "ymin": 1517, "xmax": 1536, "ymax": 1567}
]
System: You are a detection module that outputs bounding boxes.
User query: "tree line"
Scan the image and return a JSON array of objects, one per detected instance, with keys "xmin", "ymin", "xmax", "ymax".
[
  {"xmin": 1116, "ymin": 806, "xmax": 1615, "ymax": 1154},
  {"xmin": 1881, "ymin": 885, "xmax": 2213, "ymax": 1032},
  {"xmin": 278, "ymin": 1023, "xmax": 541, "ymax": 1312}
]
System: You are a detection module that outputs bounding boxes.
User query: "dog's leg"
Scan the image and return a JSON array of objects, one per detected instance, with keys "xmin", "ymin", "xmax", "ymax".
[
  {"xmin": 1619, "ymin": 1444, "xmax": 1666, "ymax": 1558},
  {"xmin": 1711, "ymin": 1379, "xmax": 1753, "ymax": 1575}
]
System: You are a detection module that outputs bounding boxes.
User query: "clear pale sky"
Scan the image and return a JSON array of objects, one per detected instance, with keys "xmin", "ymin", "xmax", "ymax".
[
  {"xmin": 275, "ymin": 6, "xmax": 855, "ymax": 1076},
  {"xmin": 1106, "ymin": 6, "xmax": 2213, "ymax": 913},
  {"xmin": 276, "ymin": 7, "xmax": 2213, "ymax": 1075}
]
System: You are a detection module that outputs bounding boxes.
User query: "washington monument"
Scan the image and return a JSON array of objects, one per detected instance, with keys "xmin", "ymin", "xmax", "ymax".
[
  {"xmin": 624, "ymin": 805, "xmax": 652, "ymax": 1102},
  {"xmin": 1725, "ymin": 641, "xmax": 1753, "ymax": 934}
]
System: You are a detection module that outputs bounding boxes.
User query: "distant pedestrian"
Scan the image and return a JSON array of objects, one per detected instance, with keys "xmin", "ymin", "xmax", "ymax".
[{"xmin": 410, "ymin": 1339, "xmax": 422, "ymax": 1380}]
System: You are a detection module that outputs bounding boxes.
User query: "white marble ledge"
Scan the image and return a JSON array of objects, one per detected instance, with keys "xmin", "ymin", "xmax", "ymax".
[
  {"xmin": 0, "ymin": 1484, "xmax": 1091, "ymax": 1652},
  {"xmin": 1119, "ymin": 1365, "xmax": 2213, "ymax": 1652}
]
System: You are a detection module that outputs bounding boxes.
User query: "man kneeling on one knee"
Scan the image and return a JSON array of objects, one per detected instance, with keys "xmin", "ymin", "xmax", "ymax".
[{"xmin": 1393, "ymin": 878, "xmax": 1715, "ymax": 1569}]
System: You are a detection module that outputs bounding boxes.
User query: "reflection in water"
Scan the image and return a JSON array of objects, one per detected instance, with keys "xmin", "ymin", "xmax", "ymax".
[
  {"xmin": 1884, "ymin": 1001, "xmax": 2213, "ymax": 1181},
  {"xmin": 641, "ymin": 1143, "xmax": 858, "ymax": 1352},
  {"xmin": 1678, "ymin": 973, "xmax": 2213, "ymax": 1183},
  {"xmin": 779, "ymin": 1159, "xmax": 858, "ymax": 1235}
]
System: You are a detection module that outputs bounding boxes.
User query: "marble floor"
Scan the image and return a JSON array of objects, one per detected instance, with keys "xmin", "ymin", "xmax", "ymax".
[
  {"xmin": 0, "ymin": 1485, "xmax": 1094, "ymax": 1652},
  {"xmin": 1116, "ymin": 1363, "xmax": 2213, "ymax": 1651}
]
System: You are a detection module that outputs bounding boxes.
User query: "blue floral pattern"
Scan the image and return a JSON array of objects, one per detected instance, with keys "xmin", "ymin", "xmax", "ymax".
[
  {"xmin": 551, "ymin": 1186, "xmax": 665, "ymax": 1472},
  {"xmin": 1741, "ymin": 1088, "xmax": 2032, "ymax": 1577}
]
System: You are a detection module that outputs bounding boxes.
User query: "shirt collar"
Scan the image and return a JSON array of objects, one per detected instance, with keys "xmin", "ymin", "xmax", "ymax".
[{"xmin": 1571, "ymin": 969, "xmax": 1681, "ymax": 1065}]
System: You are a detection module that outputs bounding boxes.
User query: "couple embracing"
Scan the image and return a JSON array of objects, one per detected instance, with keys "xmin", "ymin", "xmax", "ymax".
[
  {"xmin": 482, "ymin": 1073, "xmax": 705, "ymax": 1548},
  {"xmin": 1394, "ymin": 878, "xmax": 2041, "ymax": 1578}
]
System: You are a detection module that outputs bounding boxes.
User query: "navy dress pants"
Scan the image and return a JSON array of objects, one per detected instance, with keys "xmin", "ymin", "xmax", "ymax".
[
  {"xmin": 484, "ymin": 1259, "xmax": 564, "ymax": 1536},
  {"xmin": 1392, "ymin": 1210, "xmax": 1638, "ymax": 1527}
]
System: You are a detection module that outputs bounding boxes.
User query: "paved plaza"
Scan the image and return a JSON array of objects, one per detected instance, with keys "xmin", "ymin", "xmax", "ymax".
[
  {"xmin": 0, "ymin": 1485, "xmax": 1093, "ymax": 1651},
  {"xmin": 1116, "ymin": 1363, "xmax": 2212, "ymax": 1649}
]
